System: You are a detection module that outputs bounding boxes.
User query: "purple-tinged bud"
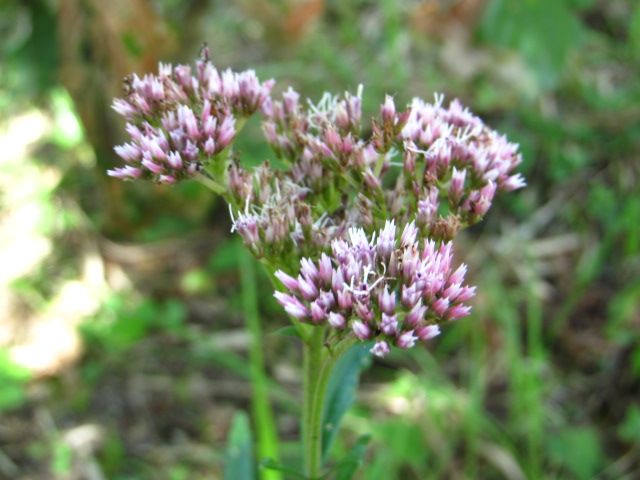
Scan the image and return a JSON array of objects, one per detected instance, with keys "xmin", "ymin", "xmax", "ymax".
[
  {"xmin": 442, "ymin": 283, "xmax": 462, "ymax": 301},
  {"xmin": 159, "ymin": 175, "xmax": 176, "ymax": 184},
  {"xmin": 401, "ymin": 248, "xmax": 419, "ymax": 280},
  {"xmin": 405, "ymin": 301, "xmax": 427, "ymax": 328},
  {"xmin": 202, "ymin": 116, "xmax": 217, "ymax": 138},
  {"xmin": 355, "ymin": 303, "xmax": 374, "ymax": 323},
  {"xmin": 142, "ymin": 136, "xmax": 167, "ymax": 161},
  {"xmin": 449, "ymin": 167, "xmax": 466, "ymax": 203},
  {"xmin": 275, "ymin": 270, "xmax": 299, "ymax": 292},
  {"xmin": 416, "ymin": 324, "xmax": 440, "ymax": 341},
  {"xmin": 381, "ymin": 313, "xmax": 398, "ymax": 336},
  {"xmin": 317, "ymin": 291, "xmax": 335, "ymax": 310},
  {"xmin": 300, "ymin": 258, "xmax": 320, "ymax": 282},
  {"xmin": 297, "ymin": 275, "xmax": 319, "ymax": 301},
  {"xmin": 331, "ymin": 268, "xmax": 345, "ymax": 292},
  {"xmin": 282, "ymin": 87, "xmax": 300, "ymax": 115},
  {"xmin": 378, "ymin": 287, "xmax": 396, "ymax": 315},
  {"xmin": 503, "ymin": 173, "xmax": 526, "ymax": 191},
  {"xmin": 318, "ymin": 254, "xmax": 333, "ymax": 286},
  {"xmin": 370, "ymin": 340, "xmax": 390, "ymax": 358},
  {"xmin": 432, "ymin": 297, "xmax": 450, "ymax": 316},
  {"xmin": 114, "ymin": 143, "xmax": 141, "ymax": 162},
  {"xmin": 449, "ymin": 264, "xmax": 467, "ymax": 285},
  {"xmin": 456, "ymin": 286, "xmax": 476, "ymax": 303},
  {"xmin": 381, "ymin": 95, "xmax": 396, "ymax": 124},
  {"xmin": 142, "ymin": 158, "xmax": 164, "ymax": 175},
  {"xmin": 401, "ymin": 221, "xmax": 418, "ymax": 247},
  {"xmin": 167, "ymin": 151, "xmax": 183, "ymax": 169},
  {"xmin": 324, "ymin": 128, "xmax": 342, "ymax": 154},
  {"xmin": 447, "ymin": 304, "xmax": 472, "ymax": 320},
  {"xmin": 234, "ymin": 215, "xmax": 260, "ymax": 247},
  {"xmin": 183, "ymin": 140, "xmax": 199, "ymax": 160},
  {"xmin": 217, "ymin": 116, "xmax": 236, "ymax": 147},
  {"xmin": 474, "ymin": 181, "xmax": 496, "ymax": 216},
  {"xmin": 112, "ymin": 99, "xmax": 137, "ymax": 118},
  {"xmin": 328, "ymin": 312, "xmax": 346, "ymax": 329},
  {"xmin": 178, "ymin": 106, "xmax": 199, "ymax": 141},
  {"xmin": 352, "ymin": 320, "xmax": 371, "ymax": 340},
  {"xmin": 337, "ymin": 289, "xmax": 353, "ymax": 310},
  {"xmin": 376, "ymin": 220, "xmax": 396, "ymax": 258},
  {"xmin": 174, "ymin": 65, "xmax": 192, "ymax": 89},
  {"xmin": 125, "ymin": 123, "xmax": 142, "ymax": 141},
  {"xmin": 417, "ymin": 188, "xmax": 438, "ymax": 226},
  {"xmin": 401, "ymin": 284, "xmax": 421, "ymax": 308},
  {"xmin": 363, "ymin": 169, "xmax": 381, "ymax": 190},
  {"xmin": 310, "ymin": 302, "xmax": 326, "ymax": 324},
  {"xmin": 204, "ymin": 137, "xmax": 216, "ymax": 155},
  {"xmin": 263, "ymin": 122, "xmax": 278, "ymax": 145},
  {"xmin": 397, "ymin": 330, "xmax": 418, "ymax": 349},
  {"xmin": 107, "ymin": 167, "xmax": 139, "ymax": 179},
  {"xmin": 274, "ymin": 292, "xmax": 308, "ymax": 319},
  {"xmin": 403, "ymin": 148, "xmax": 416, "ymax": 174}
]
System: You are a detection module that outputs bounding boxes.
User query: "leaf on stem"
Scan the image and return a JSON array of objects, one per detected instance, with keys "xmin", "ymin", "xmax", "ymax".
[{"xmin": 321, "ymin": 343, "xmax": 372, "ymax": 460}]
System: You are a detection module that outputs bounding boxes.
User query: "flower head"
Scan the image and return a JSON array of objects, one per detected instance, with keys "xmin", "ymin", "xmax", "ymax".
[
  {"xmin": 273, "ymin": 221, "xmax": 474, "ymax": 357},
  {"xmin": 109, "ymin": 48, "xmax": 274, "ymax": 183}
]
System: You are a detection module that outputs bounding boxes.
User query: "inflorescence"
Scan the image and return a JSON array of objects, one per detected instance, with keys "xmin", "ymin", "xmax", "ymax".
[{"xmin": 109, "ymin": 49, "xmax": 525, "ymax": 357}]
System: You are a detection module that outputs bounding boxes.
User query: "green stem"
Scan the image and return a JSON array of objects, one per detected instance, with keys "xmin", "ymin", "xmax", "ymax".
[
  {"xmin": 303, "ymin": 331, "xmax": 355, "ymax": 479},
  {"xmin": 239, "ymin": 249, "xmax": 281, "ymax": 480}
]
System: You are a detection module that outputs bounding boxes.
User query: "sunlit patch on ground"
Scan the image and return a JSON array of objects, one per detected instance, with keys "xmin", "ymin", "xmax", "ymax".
[{"xmin": 0, "ymin": 108, "xmax": 104, "ymax": 377}]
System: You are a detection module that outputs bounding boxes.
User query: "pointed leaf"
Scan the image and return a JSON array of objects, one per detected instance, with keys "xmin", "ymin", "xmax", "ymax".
[
  {"xmin": 321, "ymin": 343, "xmax": 372, "ymax": 460},
  {"xmin": 224, "ymin": 411, "xmax": 255, "ymax": 480}
]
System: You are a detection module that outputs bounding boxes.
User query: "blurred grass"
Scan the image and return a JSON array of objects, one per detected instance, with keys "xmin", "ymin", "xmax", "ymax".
[{"xmin": 0, "ymin": 0, "xmax": 639, "ymax": 478}]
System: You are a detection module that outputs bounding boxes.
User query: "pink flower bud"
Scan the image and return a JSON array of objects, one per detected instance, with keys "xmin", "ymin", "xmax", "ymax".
[
  {"xmin": 381, "ymin": 313, "xmax": 398, "ymax": 336},
  {"xmin": 405, "ymin": 301, "xmax": 427, "ymax": 328},
  {"xmin": 328, "ymin": 312, "xmax": 346, "ymax": 329},
  {"xmin": 318, "ymin": 254, "xmax": 333, "ymax": 286},
  {"xmin": 381, "ymin": 95, "xmax": 396, "ymax": 125},
  {"xmin": 378, "ymin": 287, "xmax": 396, "ymax": 315},
  {"xmin": 297, "ymin": 275, "xmax": 319, "ymax": 301},
  {"xmin": 370, "ymin": 340, "xmax": 390, "ymax": 357},
  {"xmin": 446, "ymin": 304, "xmax": 471, "ymax": 320},
  {"xmin": 310, "ymin": 301, "xmax": 326, "ymax": 323},
  {"xmin": 167, "ymin": 151, "xmax": 183, "ymax": 169},
  {"xmin": 432, "ymin": 297, "xmax": 450, "ymax": 316},
  {"xmin": 416, "ymin": 324, "xmax": 440, "ymax": 341},
  {"xmin": 275, "ymin": 270, "xmax": 299, "ymax": 292},
  {"xmin": 397, "ymin": 330, "xmax": 417, "ymax": 349},
  {"xmin": 274, "ymin": 292, "xmax": 308, "ymax": 319},
  {"xmin": 352, "ymin": 320, "xmax": 371, "ymax": 340}
]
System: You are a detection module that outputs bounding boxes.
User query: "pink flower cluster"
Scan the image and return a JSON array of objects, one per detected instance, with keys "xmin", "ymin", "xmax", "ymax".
[
  {"xmin": 399, "ymin": 95, "xmax": 526, "ymax": 227},
  {"xmin": 109, "ymin": 50, "xmax": 274, "ymax": 183},
  {"xmin": 273, "ymin": 220, "xmax": 475, "ymax": 357}
]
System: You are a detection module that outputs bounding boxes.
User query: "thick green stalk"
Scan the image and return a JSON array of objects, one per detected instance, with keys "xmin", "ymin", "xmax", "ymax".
[
  {"xmin": 302, "ymin": 331, "xmax": 355, "ymax": 479},
  {"xmin": 239, "ymin": 250, "xmax": 281, "ymax": 480},
  {"xmin": 303, "ymin": 328, "xmax": 325, "ymax": 478}
]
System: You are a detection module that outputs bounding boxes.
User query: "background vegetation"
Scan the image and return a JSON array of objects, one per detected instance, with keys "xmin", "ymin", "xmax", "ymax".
[{"xmin": 1, "ymin": 0, "xmax": 639, "ymax": 478}]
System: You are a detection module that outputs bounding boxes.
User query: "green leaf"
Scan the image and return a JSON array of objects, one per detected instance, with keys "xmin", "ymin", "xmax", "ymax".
[
  {"xmin": 323, "ymin": 435, "xmax": 371, "ymax": 480},
  {"xmin": 321, "ymin": 343, "xmax": 372, "ymax": 460},
  {"xmin": 630, "ymin": 5, "xmax": 640, "ymax": 56},
  {"xmin": 547, "ymin": 426, "xmax": 603, "ymax": 479},
  {"xmin": 260, "ymin": 459, "xmax": 307, "ymax": 479},
  {"xmin": 224, "ymin": 411, "xmax": 256, "ymax": 480},
  {"xmin": 618, "ymin": 406, "xmax": 640, "ymax": 443},
  {"xmin": 0, "ymin": 349, "xmax": 31, "ymax": 412},
  {"xmin": 269, "ymin": 325, "xmax": 303, "ymax": 339},
  {"xmin": 480, "ymin": 0, "xmax": 584, "ymax": 88}
]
